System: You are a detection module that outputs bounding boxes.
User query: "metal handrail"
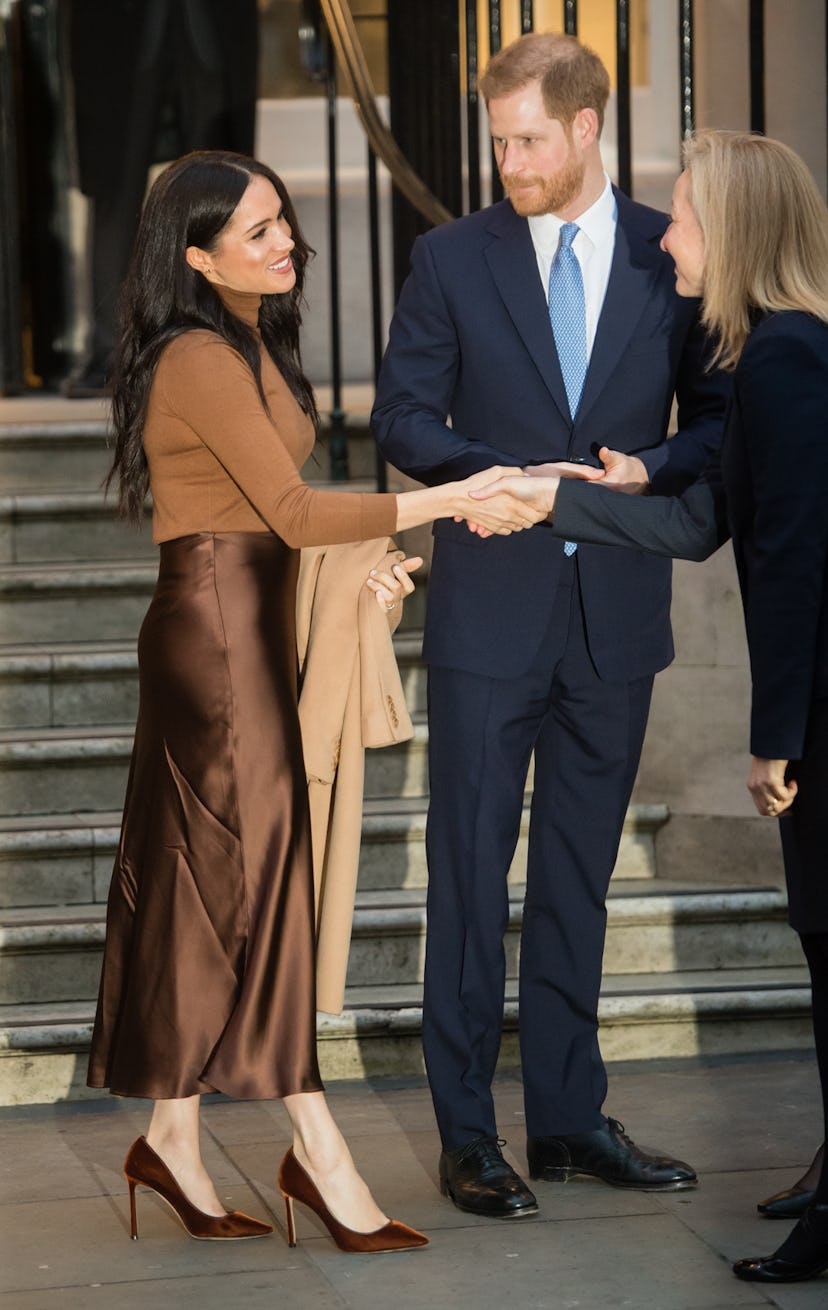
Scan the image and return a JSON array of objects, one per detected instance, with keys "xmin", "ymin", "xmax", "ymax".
[{"xmin": 318, "ymin": 0, "xmax": 453, "ymax": 227}]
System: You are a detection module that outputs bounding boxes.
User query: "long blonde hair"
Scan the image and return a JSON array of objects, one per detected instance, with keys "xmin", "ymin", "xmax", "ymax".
[{"xmin": 683, "ymin": 129, "xmax": 828, "ymax": 370}]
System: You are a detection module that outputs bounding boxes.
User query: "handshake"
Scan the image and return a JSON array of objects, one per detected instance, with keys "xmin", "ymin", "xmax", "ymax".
[{"xmin": 449, "ymin": 447, "xmax": 647, "ymax": 538}]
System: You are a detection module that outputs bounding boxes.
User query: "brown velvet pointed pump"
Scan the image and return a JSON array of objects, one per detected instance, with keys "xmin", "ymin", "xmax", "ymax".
[
  {"xmin": 124, "ymin": 1137, "xmax": 273, "ymax": 1241},
  {"xmin": 277, "ymin": 1148, "xmax": 429, "ymax": 1253}
]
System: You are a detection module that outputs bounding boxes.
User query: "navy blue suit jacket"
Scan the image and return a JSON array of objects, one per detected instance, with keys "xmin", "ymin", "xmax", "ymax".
[
  {"xmin": 554, "ymin": 311, "xmax": 828, "ymax": 758},
  {"xmin": 372, "ymin": 190, "xmax": 729, "ymax": 683}
]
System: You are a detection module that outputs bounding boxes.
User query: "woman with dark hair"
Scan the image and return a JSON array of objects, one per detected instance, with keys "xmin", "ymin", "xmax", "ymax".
[
  {"xmin": 471, "ymin": 128, "xmax": 828, "ymax": 1283},
  {"xmin": 88, "ymin": 150, "xmax": 541, "ymax": 1254}
]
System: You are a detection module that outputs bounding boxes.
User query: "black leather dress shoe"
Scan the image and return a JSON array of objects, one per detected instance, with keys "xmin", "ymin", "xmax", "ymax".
[
  {"xmin": 527, "ymin": 1117, "xmax": 697, "ymax": 1191},
  {"xmin": 734, "ymin": 1204, "xmax": 828, "ymax": 1282},
  {"xmin": 757, "ymin": 1185, "xmax": 815, "ymax": 1219},
  {"xmin": 439, "ymin": 1138, "xmax": 538, "ymax": 1218}
]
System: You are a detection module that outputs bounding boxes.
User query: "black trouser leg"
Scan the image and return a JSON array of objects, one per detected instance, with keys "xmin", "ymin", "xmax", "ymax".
[{"xmin": 800, "ymin": 933, "xmax": 828, "ymax": 1203}]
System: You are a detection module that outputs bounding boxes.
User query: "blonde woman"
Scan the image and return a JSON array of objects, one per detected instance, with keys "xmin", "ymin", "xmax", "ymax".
[{"xmin": 471, "ymin": 129, "xmax": 828, "ymax": 1283}]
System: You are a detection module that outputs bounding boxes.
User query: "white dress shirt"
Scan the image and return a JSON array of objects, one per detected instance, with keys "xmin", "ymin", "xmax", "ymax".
[{"xmin": 527, "ymin": 174, "xmax": 617, "ymax": 358}]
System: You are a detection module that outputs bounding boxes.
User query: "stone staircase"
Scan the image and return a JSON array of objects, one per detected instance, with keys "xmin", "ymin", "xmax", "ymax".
[{"xmin": 0, "ymin": 416, "xmax": 812, "ymax": 1106}]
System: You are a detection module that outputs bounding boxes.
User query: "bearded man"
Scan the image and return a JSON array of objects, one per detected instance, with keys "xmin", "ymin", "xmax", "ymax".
[{"xmin": 372, "ymin": 32, "xmax": 728, "ymax": 1217}]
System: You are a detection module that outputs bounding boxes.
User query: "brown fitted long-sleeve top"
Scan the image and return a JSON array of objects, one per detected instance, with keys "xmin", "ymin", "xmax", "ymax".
[{"xmin": 143, "ymin": 288, "xmax": 397, "ymax": 546}]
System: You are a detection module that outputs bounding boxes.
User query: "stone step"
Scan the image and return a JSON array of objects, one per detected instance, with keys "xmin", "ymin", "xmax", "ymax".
[
  {"xmin": 360, "ymin": 797, "xmax": 667, "ymax": 888},
  {"xmin": 319, "ymin": 970, "xmax": 814, "ymax": 1081},
  {"xmin": 0, "ymin": 812, "xmax": 121, "ymax": 907},
  {"xmin": 0, "ymin": 717, "xmax": 434, "ymax": 815},
  {"xmin": 0, "ymin": 417, "xmax": 381, "ymax": 492},
  {"xmin": 0, "ymin": 643, "xmax": 140, "ymax": 730},
  {"xmin": 0, "ymin": 562, "xmax": 156, "ymax": 644},
  {"xmin": 0, "ymin": 963, "xmax": 812, "ymax": 1103},
  {"xmin": 0, "ymin": 491, "xmax": 154, "ymax": 564},
  {"xmin": 0, "ymin": 421, "xmax": 111, "ymax": 492},
  {"xmin": 0, "ymin": 800, "xmax": 667, "ymax": 908},
  {"xmin": 0, "ymin": 548, "xmax": 425, "ymax": 647},
  {"xmin": 0, "ymin": 906, "xmax": 105, "ymax": 1005},
  {"xmin": 343, "ymin": 886, "xmax": 802, "ymax": 990},
  {"xmin": 0, "ymin": 887, "xmax": 799, "ymax": 1008},
  {"xmin": 0, "ymin": 632, "xmax": 427, "ymax": 730},
  {"xmin": 0, "ymin": 728, "xmax": 135, "ymax": 816}
]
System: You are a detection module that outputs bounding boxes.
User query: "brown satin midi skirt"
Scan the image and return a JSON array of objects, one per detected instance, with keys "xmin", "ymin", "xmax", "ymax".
[{"xmin": 88, "ymin": 532, "xmax": 323, "ymax": 1099}]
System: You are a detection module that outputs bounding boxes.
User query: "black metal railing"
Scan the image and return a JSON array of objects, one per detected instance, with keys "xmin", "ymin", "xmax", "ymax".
[
  {"xmin": 456, "ymin": 0, "xmax": 668, "ymax": 210},
  {"xmin": 679, "ymin": 0, "xmax": 695, "ymax": 141},
  {"xmin": 748, "ymin": 0, "xmax": 765, "ymax": 135},
  {"xmin": 309, "ymin": 0, "xmax": 828, "ymax": 484},
  {"xmin": 2, "ymin": 1, "xmax": 827, "ymax": 417},
  {"xmin": 0, "ymin": 8, "xmax": 23, "ymax": 394},
  {"xmin": 313, "ymin": 0, "xmax": 708, "ymax": 481}
]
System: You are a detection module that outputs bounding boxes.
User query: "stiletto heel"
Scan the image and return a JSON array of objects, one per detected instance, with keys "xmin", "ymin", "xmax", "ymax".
[
  {"xmin": 282, "ymin": 1191, "xmax": 297, "ymax": 1247},
  {"xmin": 123, "ymin": 1137, "xmax": 273, "ymax": 1241},
  {"xmin": 127, "ymin": 1177, "xmax": 139, "ymax": 1240},
  {"xmin": 276, "ymin": 1148, "xmax": 428, "ymax": 1254}
]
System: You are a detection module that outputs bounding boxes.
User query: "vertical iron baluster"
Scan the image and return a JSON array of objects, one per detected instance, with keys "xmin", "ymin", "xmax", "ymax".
[
  {"xmin": 439, "ymin": 10, "xmax": 462, "ymax": 212},
  {"xmin": 520, "ymin": 1, "xmax": 534, "ymax": 34},
  {"xmin": 0, "ymin": 9, "xmax": 23, "ymax": 393},
  {"xmin": 367, "ymin": 144, "xmax": 387, "ymax": 492},
  {"xmin": 489, "ymin": 0, "xmax": 501, "ymax": 54},
  {"xmin": 466, "ymin": 0, "xmax": 481, "ymax": 213},
  {"xmin": 616, "ymin": 0, "xmax": 632, "ymax": 196},
  {"xmin": 563, "ymin": 0, "xmax": 578, "ymax": 36},
  {"xmin": 489, "ymin": 0, "xmax": 503, "ymax": 202},
  {"xmin": 326, "ymin": 33, "xmax": 348, "ymax": 480},
  {"xmin": 679, "ymin": 0, "xmax": 695, "ymax": 139},
  {"xmin": 17, "ymin": 0, "xmax": 72, "ymax": 386},
  {"xmin": 388, "ymin": 0, "xmax": 462, "ymax": 295},
  {"xmin": 749, "ymin": 0, "xmax": 766, "ymax": 134}
]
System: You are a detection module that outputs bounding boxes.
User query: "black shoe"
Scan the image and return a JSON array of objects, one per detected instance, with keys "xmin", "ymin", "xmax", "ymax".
[
  {"xmin": 758, "ymin": 1186, "xmax": 816, "ymax": 1219},
  {"xmin": 758, "ymin": 1142, "xmax": 824, "ymax": 1218},
  {"xmin": 439, "ymin": 1137, "xmax": 538, "ymax": 1219},
  {"xmin": 527, "ymin": 1117, "xmax": 697, "ymax": 1191},
  {"xmin": 734, "ymin": 1204, "xmax": 828, "ymax": 1282}
]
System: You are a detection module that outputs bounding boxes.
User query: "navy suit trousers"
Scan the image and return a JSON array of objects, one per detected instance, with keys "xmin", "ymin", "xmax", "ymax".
[{"xmin": 423, "ymin": 555, "xmax": 653, "ymax": 1149}]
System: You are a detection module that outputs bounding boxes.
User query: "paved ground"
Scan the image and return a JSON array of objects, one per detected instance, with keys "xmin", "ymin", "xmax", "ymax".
[{"xmin": 0, "ymin": 1053, "xmax": 826, "ymax": 1309}]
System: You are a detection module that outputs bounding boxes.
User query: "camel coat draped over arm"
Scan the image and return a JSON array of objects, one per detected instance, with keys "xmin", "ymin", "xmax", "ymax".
[{"xmin": 296, "ymin": 539, "xmax": 414, "ymax": 1014}]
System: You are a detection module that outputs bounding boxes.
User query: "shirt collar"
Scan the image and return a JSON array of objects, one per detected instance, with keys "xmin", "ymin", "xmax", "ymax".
[{"xmin": 528, "ymin": 173, "xmax": 616, "ymax": 255}]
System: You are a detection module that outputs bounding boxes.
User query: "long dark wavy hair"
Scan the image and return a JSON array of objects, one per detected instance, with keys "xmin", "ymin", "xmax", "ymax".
[{"xmin": 107, "ymin": 150, "xmax": 318, "ymax": 522}]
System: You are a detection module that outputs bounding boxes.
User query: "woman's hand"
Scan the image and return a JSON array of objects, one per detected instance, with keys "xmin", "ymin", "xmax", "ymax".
[
  {"xmin": 471, "ymin": 472, "xmax": 560, "ymax": 514},
  {"xmin": 747, "ymin": 755, "xmax": 797, "ymax": 817},
  {"xmin": 463, "ymin": 461, "xmax": 604, "ymax": 537},
  {"xmin": 365, "ymin": 555, "xmax": 423, "ymax": 613},
  {"xmin": 595, "ymin": 448, "xmax": 648, "ymax": 493},
  {"xmin": 395, "ymin": 465, "xmax": 590, "ymax": 536},
  {"xmin": 447, "ymin": 467, "xmax": 547, "ymax": 535},
  {"xmin": 465, "ymin": 474, "xmax": 563, "ymax": 540}
]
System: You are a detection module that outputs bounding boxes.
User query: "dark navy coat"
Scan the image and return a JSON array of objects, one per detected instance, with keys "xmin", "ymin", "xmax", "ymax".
[{"xmin": 372, "ymin": 190, "xmax": 729, "ymax": 684}]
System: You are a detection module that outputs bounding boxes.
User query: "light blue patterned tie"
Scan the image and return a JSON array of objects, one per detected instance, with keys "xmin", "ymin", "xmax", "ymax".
[{"xmin": 548, "ymin": 222, "xmax": 586, "ymax": 557}]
